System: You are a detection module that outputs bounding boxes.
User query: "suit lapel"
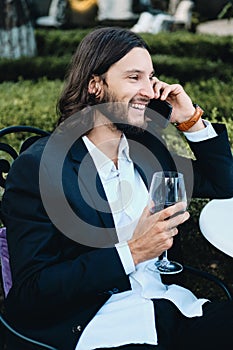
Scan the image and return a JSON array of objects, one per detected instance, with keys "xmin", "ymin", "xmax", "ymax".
[{"xmin": 69, "ymin": 138, "xmax": 116, "ymax": 231}]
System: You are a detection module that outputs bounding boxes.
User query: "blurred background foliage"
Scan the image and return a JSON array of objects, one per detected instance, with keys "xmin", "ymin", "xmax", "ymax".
[{"xmin": 0, "ymin": 29, "xmax": 232, "ymax": 148}]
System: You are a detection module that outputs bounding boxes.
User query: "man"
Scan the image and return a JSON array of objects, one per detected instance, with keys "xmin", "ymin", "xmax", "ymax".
[{"xmin": 2, "ymin": 27, "xmax": 233, "ymax": 350}]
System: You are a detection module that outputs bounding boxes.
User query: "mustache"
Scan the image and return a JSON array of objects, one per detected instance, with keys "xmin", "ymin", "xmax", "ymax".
[{"xmin": 95, "ymin": 90, "xmax": 147, "ymax": 135}]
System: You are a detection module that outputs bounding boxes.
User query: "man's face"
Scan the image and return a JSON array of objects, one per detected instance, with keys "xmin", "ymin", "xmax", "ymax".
[{"xmin": 101, "ymin": 47, "xmax": 155, "ymax": 130}]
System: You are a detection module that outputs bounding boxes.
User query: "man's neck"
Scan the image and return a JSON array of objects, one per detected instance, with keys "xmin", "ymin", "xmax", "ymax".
[{"xmin": 86, "ymin": 114, "xmax": 122, "ymax": 167}]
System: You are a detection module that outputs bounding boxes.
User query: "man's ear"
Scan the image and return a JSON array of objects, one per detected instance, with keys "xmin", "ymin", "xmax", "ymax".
[{"xmin": 88, "ymin": 75, "xmax": 102, "ymax": 97}]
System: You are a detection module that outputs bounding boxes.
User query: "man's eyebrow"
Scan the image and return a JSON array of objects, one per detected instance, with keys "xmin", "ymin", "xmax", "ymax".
[{"xmin": 123, "ymin": 69, "xmax": 155, "ymax": 75}]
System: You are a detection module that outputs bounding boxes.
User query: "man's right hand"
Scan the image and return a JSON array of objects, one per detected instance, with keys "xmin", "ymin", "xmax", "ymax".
[{"xmin": 128, "ymin": 202, "xmax": 190, "ymax": 266}]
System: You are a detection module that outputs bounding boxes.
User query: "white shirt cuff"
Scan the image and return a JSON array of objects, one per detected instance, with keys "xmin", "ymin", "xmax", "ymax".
[
  {"xmin": 115, "ymin": 241, "xmax": 135, "ymax": 275},
  {"xmin": 183, "ymin": 120, "xmax": 217, "ymax": 142}
]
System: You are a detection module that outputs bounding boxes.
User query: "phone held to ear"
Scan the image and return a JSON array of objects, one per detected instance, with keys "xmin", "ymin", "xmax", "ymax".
[{"xmin": 146, "ymin": 99, "xmax": 172, "ymax": 129}]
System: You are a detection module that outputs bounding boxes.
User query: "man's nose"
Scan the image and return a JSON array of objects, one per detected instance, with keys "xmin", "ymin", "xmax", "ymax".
[{"xmin": 139, "ymin": 80, "xmax": 155, "ymax": 99}]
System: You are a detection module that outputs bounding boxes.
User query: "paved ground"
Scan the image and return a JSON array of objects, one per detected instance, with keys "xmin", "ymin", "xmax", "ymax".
[{"xmin": 196, "ymin": 18, "xmax": 233, "ymax": 36}]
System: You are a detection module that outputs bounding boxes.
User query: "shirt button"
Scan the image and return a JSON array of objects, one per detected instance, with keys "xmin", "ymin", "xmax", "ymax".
[{"xmin": 72, "ymin": 325, "xmax": 82, "ymax": 333}]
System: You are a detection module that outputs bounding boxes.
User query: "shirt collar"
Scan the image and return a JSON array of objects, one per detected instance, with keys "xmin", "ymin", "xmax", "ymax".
[
  {"xmin": 118, "ymin": 134, "xmax": 131, "ymax": 163},
  {"xmin": 82, "ymin": 134, "xmax": 131, "ymax": 181}
]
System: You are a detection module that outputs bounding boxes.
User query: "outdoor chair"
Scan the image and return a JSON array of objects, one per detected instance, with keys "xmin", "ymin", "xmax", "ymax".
[
  {"xmin": 131, "ymin": 0, "xmax": 194, "ymax": 34},
  {"xmin": 0, "ymin": 125, "xmax": 57, "ymax": 350},
  {"xmin": 0, "ymin": 125, "xmax": 232, "ymax": 349},
  {"xmin": 172, "ymin": 0, "xmax": 194, "ymax": 30},
  {"xmin": 36, "ymin": 0, "xmax": 68, "ymax": 28}
]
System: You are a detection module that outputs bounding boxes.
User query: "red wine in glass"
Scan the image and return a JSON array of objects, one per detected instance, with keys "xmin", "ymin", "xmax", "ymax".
[{"xmin": 148, "ymin": 171, "xmax": 187, "ymax": 274}]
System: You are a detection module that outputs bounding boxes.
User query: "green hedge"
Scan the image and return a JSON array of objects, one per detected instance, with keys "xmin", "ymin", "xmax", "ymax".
[
  {"xmin": 35, "ymin": 29, "xmax": 233, "ymax": 63},
  {"xmin": 142, "ymin": 31, "xmax": 233, "ymax": 63},
  {"xmin": 0, "ymin": 29, "xmax": 233, "ymax": 83},
  {"xmin": 1, "ymin": 54, "xmax": 232, "ymax": 84},
  {"xmin": 152, "ymin": 54, "xmax": 232, "ymax": 83},
  {"xmin": 35, "ymin": 28, "xmax": 91, "ymax": 57},
  {"xmin": 0, "ymin": 56, "xmax": 69, "ymax": 82}
]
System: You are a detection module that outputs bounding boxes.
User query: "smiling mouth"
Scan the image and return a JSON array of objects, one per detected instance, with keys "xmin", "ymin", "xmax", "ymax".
[{"xmin": 129, "ymin": 103, "xmax": 147, "ymax": 111}]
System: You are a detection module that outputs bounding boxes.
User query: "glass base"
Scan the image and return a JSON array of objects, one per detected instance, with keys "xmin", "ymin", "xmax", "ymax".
[{"xmin": 149, "ymin": 259, "xmax": 183, "ymax": 274}]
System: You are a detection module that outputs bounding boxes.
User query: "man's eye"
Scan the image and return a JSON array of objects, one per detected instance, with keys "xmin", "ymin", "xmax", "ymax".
[{"xmin": 129, "ymin": 76, "xmax": 138, "ymax": 80}]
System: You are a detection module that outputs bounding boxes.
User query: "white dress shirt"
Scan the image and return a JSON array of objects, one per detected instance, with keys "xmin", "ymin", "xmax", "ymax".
[{"xmin": 76, "ymin": 122, "xmax": 217, "ymax": 350}]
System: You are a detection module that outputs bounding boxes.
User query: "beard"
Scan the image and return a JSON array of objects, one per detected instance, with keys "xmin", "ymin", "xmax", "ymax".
[{"xmin": 95, "ymin": 90, "xmax": 147, "ymax": 135}]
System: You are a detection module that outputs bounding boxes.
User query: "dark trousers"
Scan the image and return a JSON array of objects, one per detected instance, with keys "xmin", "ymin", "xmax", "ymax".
[{"xmin": 97, "ymin": 299, "xmax": 233, "ymax": 350}]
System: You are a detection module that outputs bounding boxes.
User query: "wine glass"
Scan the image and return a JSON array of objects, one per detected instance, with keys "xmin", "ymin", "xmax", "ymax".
[{"xmin": 147, "ymin": 171, "xmax": 187, "ymax": 274}]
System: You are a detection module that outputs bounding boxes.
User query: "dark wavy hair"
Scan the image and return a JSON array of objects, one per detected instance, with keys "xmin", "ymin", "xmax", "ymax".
[{"xmin": 56, "ymin": 27, "xmax": 149, "ymax": 126}]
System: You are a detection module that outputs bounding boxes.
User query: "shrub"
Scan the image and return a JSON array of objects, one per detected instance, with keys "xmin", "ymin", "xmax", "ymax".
[
  {"xmin": 0, "ymin": 78, "xmax": 62, "ymax": 131},
  {"xmin": 153, "ymin": 54, "xmax": 232, "ymax": 83},
  {"xmin": 0, "ymin": 29, "xmax": 233, "ymax": 83},
  {"xmin": 184, "ymin": 78, "xmax": 233, "ymax": 123},
  {"xmin": 142, "ymin": 31, "xmax": 233, "ymax": 63},
  {"xmin": 35, "ymin": 28, "xmax": 91, "ymax": 57},
  {"xmin": 1, "ymin": 54, "xmax": 232, "ymax": 84},
  {"xmin": 0, "ymin": 56, "xmax": 69, "ymax": 82},
  {"xmin": 34, "ymin": 29, "xmax": 233, "ymax": 63}
]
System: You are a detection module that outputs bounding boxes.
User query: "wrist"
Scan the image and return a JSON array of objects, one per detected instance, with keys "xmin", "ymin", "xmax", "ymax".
[
  {"xmin": 173, "ymin": 104, "xmax": 204, "ymax": 132},
  {"xmin": 184, "ymin": 117, "xmax": 206, "ymax": 133},
  {"xmin": 128, "ymin": 239, "xmax": 144, "ymax": 266}
]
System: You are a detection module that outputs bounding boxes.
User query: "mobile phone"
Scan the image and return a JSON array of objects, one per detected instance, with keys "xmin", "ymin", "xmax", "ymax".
[{"xmin": 146, "ymin": 99, "xmax": 172, "ymax": 129}]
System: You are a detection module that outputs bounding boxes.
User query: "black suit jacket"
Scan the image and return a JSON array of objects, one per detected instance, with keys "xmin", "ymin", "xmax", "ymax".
[{"xmin": 2, "ymin": 124, "xmax": 233, "ymax": 350}]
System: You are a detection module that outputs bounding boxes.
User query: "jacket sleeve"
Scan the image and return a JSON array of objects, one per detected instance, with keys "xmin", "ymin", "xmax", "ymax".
[{"xmin": 172, "ymin": 123, "xmax": 233, "ymax": 199}]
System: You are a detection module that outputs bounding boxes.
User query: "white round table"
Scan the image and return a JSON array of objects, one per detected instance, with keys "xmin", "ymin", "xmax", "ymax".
[{"xmin": 199, "ymin": 198, "xmax": 233, "ymax": 258}]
